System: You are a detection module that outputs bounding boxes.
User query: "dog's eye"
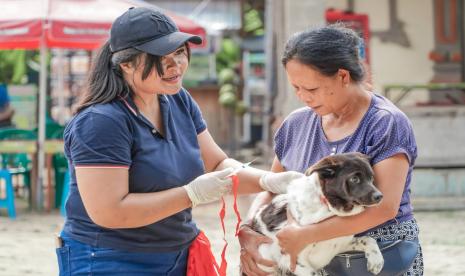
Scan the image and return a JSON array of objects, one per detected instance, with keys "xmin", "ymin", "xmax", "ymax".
[{"xmin": 350, "ymin": 176, "xmax": 360, "ymax": 184}]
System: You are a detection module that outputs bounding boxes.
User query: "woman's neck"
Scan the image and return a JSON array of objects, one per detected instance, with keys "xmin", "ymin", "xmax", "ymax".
[
  {"xmin": 321, "ymin": 88, "xmax": 372, "ymax": 141},
  {"xmin": 133, "ymin": 93, "xmax": 159, "ymax": 114},
  {"xmin": 133, "ymin": 92, "xmax": 165, "ymax": 136},
  {"xmin": 329, "ymin": 88, "xmax": 371, "ymax": 123}
]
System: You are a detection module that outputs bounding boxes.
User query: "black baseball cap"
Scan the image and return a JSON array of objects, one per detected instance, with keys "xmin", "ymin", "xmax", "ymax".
[{"xmin": 110, "ymin": 7, "xmax": 203, "ymax": 56}]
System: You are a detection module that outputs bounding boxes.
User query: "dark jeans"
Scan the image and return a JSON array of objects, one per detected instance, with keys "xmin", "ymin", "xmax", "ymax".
[{"xmin": 56, "ymin": 232, "xmax": 188, "ymax": 276}]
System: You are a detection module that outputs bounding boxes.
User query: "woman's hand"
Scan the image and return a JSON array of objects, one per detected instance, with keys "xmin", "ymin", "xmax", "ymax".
[
  {"xmin": 183, "ymin": 168, "xmax": 234, "ymax": 207},
  {"xmin": 259, "ymin": 171, "xmax": 305, "ymax": 194},
  {"xmin": 275, "ymin": 209, "xmax": 311, "ymax": 272},
  {"xmin": 275, "ymin": 223, "xmax": 308, "ymax": 272},
  {"xmin": 238, "ymin": 225, "xmax": 276, "ymax": 276}
]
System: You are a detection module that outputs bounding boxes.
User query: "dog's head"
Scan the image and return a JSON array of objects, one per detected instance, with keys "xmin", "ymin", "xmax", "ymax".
[{"xmin": 306, "ymin": 152, "xmax": 383, "ymax": 215}]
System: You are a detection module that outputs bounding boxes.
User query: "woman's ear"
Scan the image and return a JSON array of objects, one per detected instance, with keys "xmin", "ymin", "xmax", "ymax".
[
  {"xmin": 119, "ymin": 62, "xmax": 134, "ymax": 75},
  {"xmin": 338, "ymin": 69, "xmax": 351, "ymax": 87}
]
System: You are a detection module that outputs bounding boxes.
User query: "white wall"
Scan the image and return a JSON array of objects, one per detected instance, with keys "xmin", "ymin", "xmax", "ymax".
[{"xmin": 326, "ymin": 0, "xmax": 435, "ymax": 106}]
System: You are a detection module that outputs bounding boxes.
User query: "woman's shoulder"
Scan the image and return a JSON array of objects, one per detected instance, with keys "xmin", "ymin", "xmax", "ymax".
[
  {"xmin": 284, "ymin": 106, "xmax": 314, "ymax": 123},
  {"xmin": 368, "ymin": 93, "xmax": 411, "ymax": 125},
  {"xmin": 77, "ymin": 101, "xmax": 128, "ymax": 121},
  {"xmin": 66, "ymin": 100, "xmax": 131, "ymax": 133},
  {"xmin": 159, "ymin": 87, "xmax": 192, "ymax": 109},
  {"xmin": 274, "ymin": 107, "xmax": 316, "ymax": 140},
  {"xmin": 275, "ymin": 107, "xmax": 316, "ymax": 132},
  {"xmin": 361, "ymin": 93, "xmax": 415, "ymax": 143},
  {"xmin": 169, "ymin": 87, "xmax": 195, "ymax": 105}
]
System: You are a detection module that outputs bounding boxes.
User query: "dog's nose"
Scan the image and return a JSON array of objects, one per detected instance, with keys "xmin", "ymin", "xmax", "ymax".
[{"xmin": 372, "ymin": 192, "xmax": 383, "ymax": 202}]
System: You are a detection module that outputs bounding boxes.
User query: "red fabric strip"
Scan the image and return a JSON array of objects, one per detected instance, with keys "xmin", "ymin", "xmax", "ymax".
[
  {"xmin": 217, "ymin": 174, "xmax": 242, "ymax": 275},
  {"xmin": 186, "ymin": 231, "xmax": 220, "ymax": 276},
  {"xmin": 218, "ymin": 197, "xmax": 228, "ymax": 275},
  {"xmin": 186, "ymin": 173, "xmax": 242, "ymax": 276},
  {"xmin": 232, "ymin": 175, "xmax": 242, "ymax": 236}
]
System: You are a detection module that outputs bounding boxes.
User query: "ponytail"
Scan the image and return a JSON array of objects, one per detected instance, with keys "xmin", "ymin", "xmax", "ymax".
[{"xmin": 75, "ymin": 41, "xmax": 128, "ymax": 113}]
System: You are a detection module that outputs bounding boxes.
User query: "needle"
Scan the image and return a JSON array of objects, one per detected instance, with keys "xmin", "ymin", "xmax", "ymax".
[{"xmin": 226, "ymin": 159, "xmax": 256, "ymax": 177}]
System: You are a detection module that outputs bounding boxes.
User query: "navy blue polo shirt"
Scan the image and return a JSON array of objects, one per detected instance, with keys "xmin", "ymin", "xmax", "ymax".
[{"xmin": 62, "ymin": 88, "xmax": 206, "ymax": 252}]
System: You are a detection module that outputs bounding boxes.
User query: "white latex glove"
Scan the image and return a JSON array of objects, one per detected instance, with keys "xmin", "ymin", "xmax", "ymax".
[
  {"xmin": 259, "ymin": 171, "xmax": 306, "ymax": 194},
  {"xmin": 183, "ymin": 168, "xmax": 234, "ymax": 207}
]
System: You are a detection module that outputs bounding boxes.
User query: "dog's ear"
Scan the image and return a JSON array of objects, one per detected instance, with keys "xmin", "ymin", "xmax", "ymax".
[
  {"xmin": 349, "ymin": 152, "xmax": 371, "ymax": 163},
  {"xmin": 307, "ymin": 155, "xmax": 342, "ymax": 178},
  {"xmin": 307, "ymin": 164, "xmax": 340, "ymax": 178}
]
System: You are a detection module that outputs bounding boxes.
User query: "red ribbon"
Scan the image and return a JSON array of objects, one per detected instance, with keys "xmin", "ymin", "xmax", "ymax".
[
  {"xmin": 231, "ymin": 174, "xmax": 243, "ymax": 236},
  {"xmin": 186, "ymin": 231, "xmax": 220, "ymax": 276},
  {"xmin": 187, "ymin": 174, "xmax": 242, "ymax": 276}
]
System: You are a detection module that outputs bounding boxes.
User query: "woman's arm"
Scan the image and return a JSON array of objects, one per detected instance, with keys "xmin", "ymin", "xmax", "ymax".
[
  {"xmin": 76, "ymin": 167, "xmax": 192, "ymax": 229},
  {"xmin": 198, "ymin": 129, "xmax": 264, "ymax": 194},
  {"xmin": 276, "ymin": 154, "xmax": 409, "ymax": 265},
  {"xmin": 77, "ymin": 164, "xmax": 234, "ymax": 228},
  {"xmin": 197, "ymin": 129, "xmax": 300, "ymax": 195},
  {"xmin": 75, "ymin": 130, "xmax": 231, "ymax": 229}
]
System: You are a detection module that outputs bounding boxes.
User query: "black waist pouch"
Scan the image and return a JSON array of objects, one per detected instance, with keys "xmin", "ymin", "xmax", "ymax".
[{"xmin": 324, "ymin": 238, "xmax": 419, "ymax": 276}]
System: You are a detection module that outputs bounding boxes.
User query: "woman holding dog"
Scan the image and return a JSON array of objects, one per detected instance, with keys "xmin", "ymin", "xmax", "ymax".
[
  {"xmin": 56, "ymin": 6, "xmax": 304, "ymax": 275},
  {"xmin": 239, "ymin": 25, "xmax": 423, "ymax": 275}
]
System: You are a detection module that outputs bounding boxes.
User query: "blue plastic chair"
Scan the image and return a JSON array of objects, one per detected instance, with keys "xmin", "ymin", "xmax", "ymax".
[
  {"xmin": 0, "ymin": 169, "xmax": 16, "ymax": 218},
  {"xmin": 0, "ymin": 128, "xmax": 37, "ymax": 205},
  {"xmin": 60, "ymin": 170, "xmax": 70, "ymax": 217}
]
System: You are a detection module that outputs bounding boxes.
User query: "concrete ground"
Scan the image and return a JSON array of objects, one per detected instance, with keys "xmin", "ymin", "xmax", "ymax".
[{"xmin": 1, "ymin": 196, "xmax": 465, "ymax": 275}]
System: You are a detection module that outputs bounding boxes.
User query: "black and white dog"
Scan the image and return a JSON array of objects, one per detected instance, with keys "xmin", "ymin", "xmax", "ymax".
[{"xmin": 250, "ymin": 153, "xmax": 384, "ymax": 276}]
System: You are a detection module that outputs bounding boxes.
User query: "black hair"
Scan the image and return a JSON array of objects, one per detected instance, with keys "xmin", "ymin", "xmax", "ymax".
[
  {"xmin": 75, "ymin": 41, "xmax": 191, "ymax": 113},
  {"xmin": 281, "ymin": 24, "xmax": 365, "ymax": 82}
]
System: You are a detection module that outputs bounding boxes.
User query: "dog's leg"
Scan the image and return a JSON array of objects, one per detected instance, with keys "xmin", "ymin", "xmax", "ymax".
[{"xmin": 345, "ymin": 236, "xmax": 384, "ymax": 275}]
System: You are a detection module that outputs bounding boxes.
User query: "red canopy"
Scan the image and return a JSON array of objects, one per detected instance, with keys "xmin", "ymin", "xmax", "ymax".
[{"xmin": 0, "ymin": 0, "xmax": 207, "ymax": 50}]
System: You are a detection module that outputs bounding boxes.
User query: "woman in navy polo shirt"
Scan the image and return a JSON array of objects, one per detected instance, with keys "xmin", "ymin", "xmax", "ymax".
[{"xmin": 56, "ymin": 6, "xmax": 304, "ymax": 276}]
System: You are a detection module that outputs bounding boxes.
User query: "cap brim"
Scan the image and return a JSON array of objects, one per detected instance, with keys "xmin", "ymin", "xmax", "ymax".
[{"xmin": 135, "ymin": 32, "xmax": 202, "ymax": 56}]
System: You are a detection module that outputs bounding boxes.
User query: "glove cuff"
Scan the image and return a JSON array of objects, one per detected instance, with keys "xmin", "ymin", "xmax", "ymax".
[
  {"xmin": 258, "ymin": 173, "xmax": 270, "ymax": 191},
  {"xmin": 182, "ymin": 185, "xmax": 198, "ymax": 208}
]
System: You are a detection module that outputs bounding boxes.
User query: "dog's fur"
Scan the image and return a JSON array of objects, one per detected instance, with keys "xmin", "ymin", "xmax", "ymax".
[{"xmin": 250, "ymin": 153, "xmax": 385, "ymax": 276}]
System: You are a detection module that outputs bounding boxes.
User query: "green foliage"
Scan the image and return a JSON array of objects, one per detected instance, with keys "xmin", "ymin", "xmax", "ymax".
[
  {"xmin": 217, "ymin": 68, "xmax": 240, "ymax": 110},
  {"xmin": 216, "ymin": 38, "xmax": 240, "ymax": 74},
  {"xmin": 218, "ymin": 68, "xmax": 236, "ymax": 85},
  {"xmin": 243, "ymin": 3, "xmax": 264, "ymax": 36},
  {"xmin": 221, "ymin": 39, "xmax": 241, "ymax": 61},
  {"xmin": 0, "ymin": 50, "xmax": 27, "ymax": 84},
  {"xmin": 235, "ymin": 100, "xmax": 248, "ymax": 115},
  {"xmin": 219, "ymin": 91, "xmax": 236, "ymax": 108},
  {"xmin": 215, "ymin": 38, "xmax": 249, "ymax": 115},
  {"xmin": 219, "ymin": 83, "xmax": 237, "ymax": 95},
  {"xmin": 0, "ymin": 49, "xmax": 45, "ymax": 85}
]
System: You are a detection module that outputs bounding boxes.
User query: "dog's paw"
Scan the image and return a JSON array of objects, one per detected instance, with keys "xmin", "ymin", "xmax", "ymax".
[{"xmin": 366, "ymin": 250, "xmax": 384, "ymax": 275}]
